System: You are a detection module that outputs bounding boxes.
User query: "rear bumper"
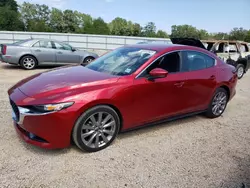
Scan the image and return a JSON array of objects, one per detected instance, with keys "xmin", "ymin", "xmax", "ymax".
[
  {"xmin": 245, "ymin": 55, "xmax": 250, "ymax": 72},
  {"xmin": 1, "ymin": 55, "xmax": 19, "ymax": 65}
]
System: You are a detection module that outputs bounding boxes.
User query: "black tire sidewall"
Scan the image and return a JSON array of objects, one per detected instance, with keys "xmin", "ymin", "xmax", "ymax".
[
  {"xmin": 206, "ymin": 88, "xmax": 228, "ymax": 118},
  {"xmin": 20, "ymin": 56, "xmax": 38, "ymax": 70},
  {"xmin": 83, "ymin": 57, "xmax": 94, "ymax": 65},
  {"xmin": 73, "ymin": 105, "xmax": 120, "ymax": 152}
]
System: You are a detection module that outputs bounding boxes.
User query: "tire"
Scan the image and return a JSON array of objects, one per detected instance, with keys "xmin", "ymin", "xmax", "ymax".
[
  {"xmin": 20, "ymin": 55, "xmax": 38, "ymax": 70},
  {"xmin": 205, "ymin": 88, "xmax": 228, "ymax": 118},
  {"xmin": 236, "ymin": 64, "xmax": 245, "ymax": 79},
  {"xmin": 73, "ymin": 105, "xmax": 120, "ymax": 152},
  {"xmin": 82, "ymin": 56, "xmax": 95, "ymax": 66}
]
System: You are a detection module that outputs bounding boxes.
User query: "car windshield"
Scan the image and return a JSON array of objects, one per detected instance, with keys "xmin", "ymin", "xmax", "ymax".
[{"xmin": 85, "ymin": 47, "xmax": 156, "ymax": 76}]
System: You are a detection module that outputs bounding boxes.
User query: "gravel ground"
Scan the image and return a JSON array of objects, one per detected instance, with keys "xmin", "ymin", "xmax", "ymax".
[{"xmin": 0, "ymin": 63, "xmax": 250, "ymax": 188}]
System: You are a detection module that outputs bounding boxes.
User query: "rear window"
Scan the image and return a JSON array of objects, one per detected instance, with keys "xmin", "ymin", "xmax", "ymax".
[
  {"xmin": 240, "ymin": 44, "xmax": 249, "ymax": 52},
  {"xmin": 12, "ymin": 39, "xmax": 33, "ymax": 47}
]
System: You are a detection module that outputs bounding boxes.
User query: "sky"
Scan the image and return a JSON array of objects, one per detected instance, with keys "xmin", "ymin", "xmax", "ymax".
[{"xmin": 16, "ymin": 0, "xmax": 250, "ymax": 33}]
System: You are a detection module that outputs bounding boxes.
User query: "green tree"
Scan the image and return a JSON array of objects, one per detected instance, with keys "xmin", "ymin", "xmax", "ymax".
[
  {"xmin": 156, "ymin": 30, "xmax": 168, "ymax": 38},
  {"xmin": 142, "ymin": 22, "xmax": 156, "ymax": 37},
  {"xmin": 0, "ymin": 0, "xmax": 24, "ymax": 31},
  {"xmin": 109, "ymin": 17, "xmax": 129, "ymax": 36},
  {"xmin": 210, "ymin": 32, "xmax": 229, "ymax": 40},
  {"xmin": 198, "ymin": 29, "xmax": 209, "ymax": 40},
  {"xmin": 245, "ymin": 30, "xmax": 250, "ymax": 42},
  {"xmin": 132, "ymin": 23, "xmax": 141, "ymax": 36},
  {"xmin": 171, "ymin": 24, "xmax": 199, "ymax": 38},
  {"xmin": 20, "ymin": 2, "xmax": 51, "ymax": 31},
  {"xmin": 63, "ymin": 9, "xmax": 78, "ymax": 33},
  {"xmin": 92, "ymin": 17, "xmax": 109, "ymax": 35},
  {"xmin": 229, "ymin": 27, "xmax": 248, "ymax": 41},
  {"xmin": 50, "ymin": 8, "xmax": 64, "ymax": 32}
]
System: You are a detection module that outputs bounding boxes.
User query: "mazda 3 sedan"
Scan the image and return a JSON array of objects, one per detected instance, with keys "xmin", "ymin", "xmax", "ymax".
[{"xmin": 8, "ymin": 43, "xmax": 238, "ymax": 152}]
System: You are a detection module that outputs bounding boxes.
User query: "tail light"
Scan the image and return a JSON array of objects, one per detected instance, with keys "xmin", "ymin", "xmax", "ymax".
[{"xmin": 2, "ymin": 45, "xmax": 7, "ymax": 55}]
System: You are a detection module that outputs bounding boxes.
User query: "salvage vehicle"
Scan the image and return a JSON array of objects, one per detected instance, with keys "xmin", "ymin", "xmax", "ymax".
[
  {"xmin": 0, "ymin": 39, "xmax": 98, "ymax": 70},
  {"xmin": 170, "ymin": 38, "xmax": 250, "ymax": 79},
  {"xmin": 8, "ymin": 43, "xmax": 237, "ymax": 152}
]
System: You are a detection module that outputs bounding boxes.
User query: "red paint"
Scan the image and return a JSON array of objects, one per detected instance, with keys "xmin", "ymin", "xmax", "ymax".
[{"xmin": 8, "ymin": 44, "xmax": 238, "ymax": 149}]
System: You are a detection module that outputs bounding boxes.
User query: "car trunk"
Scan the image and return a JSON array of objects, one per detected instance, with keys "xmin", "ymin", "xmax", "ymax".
[{"xmin": 170, "ymin": 38, "xmax": 207, "ymax": 50}]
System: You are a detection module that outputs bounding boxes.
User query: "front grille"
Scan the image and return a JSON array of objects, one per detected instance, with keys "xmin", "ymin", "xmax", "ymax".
[{"xmin": 10, "ymin": 99, "xmax": 20, "ymax": 122}]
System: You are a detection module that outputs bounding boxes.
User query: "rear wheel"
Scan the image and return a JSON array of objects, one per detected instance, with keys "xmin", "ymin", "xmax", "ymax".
[
  {"xmin": 20, "ymin": 55, "xmax": 38, "ymax": 70},
  {"xmin": 73, "ymin": 105, "xmax": 120, "ymax": 152},
  {"xmin": 236, "ymin": 64, "xmax": 245, "ymax": 79},
  {"xmin": 206, "ymin": 88, "xmax": 228, "ymax": 118},
  {"xmin": 82, "ymin": 56, "xmax": 95, "ymax": 66}
]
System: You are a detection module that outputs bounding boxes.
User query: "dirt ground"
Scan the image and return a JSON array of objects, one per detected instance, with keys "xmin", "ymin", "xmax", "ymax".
[{"xmin": 0, "ymin": 63, "xmax": 249, "ymax": 188}]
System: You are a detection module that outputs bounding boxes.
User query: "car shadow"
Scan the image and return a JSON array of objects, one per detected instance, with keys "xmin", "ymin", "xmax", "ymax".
[{"xmin": 118, "ymin": 114, "xmax": 205, "ymax": 140}]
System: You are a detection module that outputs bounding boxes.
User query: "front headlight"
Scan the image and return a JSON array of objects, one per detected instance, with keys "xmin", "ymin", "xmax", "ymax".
[
  {"xmin": 34, "ymin": 102, "xmax": 74, "ymax": 113},
  {"xmin": 19, "ymin": 102, "xmax": 75, "ymax": 115}
]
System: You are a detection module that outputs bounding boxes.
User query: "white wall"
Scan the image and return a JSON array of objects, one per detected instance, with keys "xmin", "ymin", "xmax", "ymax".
[{"xmin": 0, "ymin": 31, "xmax": 171, "ymax": 55}]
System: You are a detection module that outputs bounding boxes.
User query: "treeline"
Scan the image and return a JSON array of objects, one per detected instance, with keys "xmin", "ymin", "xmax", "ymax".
[{"xmin": 0, "ymin": 0, "xmax": 250, "ymax": 42}]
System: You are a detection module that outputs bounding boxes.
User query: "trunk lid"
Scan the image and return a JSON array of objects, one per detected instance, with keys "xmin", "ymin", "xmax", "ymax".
[{"xmin": 170, "ymin": 38, "xmax": 207, "ymax": 50}]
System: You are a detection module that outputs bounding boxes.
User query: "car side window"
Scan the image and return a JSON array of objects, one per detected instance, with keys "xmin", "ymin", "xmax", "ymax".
[
  {"xmin": 54, "ymin": 42, "xmax": 72, "ymax": 51},
  {"xmin": 33, "ymin": 41, "xmax": 53, "ymax": 49},
  {"xmin": 140, "ymin": 52, "xmax": 181, "ymax": 77},
  {"xmin": 181, "ymin": 51, "xmax": 215, "ymax": 72}
]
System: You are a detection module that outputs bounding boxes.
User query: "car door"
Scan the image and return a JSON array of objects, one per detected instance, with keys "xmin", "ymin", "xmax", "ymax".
[
  {"xmin": 52, "ymin": 41, "xmax": 80, "ymax": 64},
  {"xmin": 130, "ymin": 51, "xmax": 189, "ymax": 126},
  {"xmin": 179, "ymin": 50, "xmax": 217, "ymax": 112},
  {"xmin": 31, "ymin": 40, "xmax": 56, "ymax": 64}
]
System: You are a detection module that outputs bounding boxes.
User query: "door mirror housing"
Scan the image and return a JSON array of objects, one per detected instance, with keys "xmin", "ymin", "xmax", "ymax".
[
  {"xmin": 72, "ymin": 48, "xmax": 76, "ymax": 52},
  {"xmin": 148, "ymin": 68, "xmax": 168, "ymax": 81}
]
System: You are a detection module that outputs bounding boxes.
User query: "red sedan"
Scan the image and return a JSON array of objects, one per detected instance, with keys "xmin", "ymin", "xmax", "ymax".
[{"xmin": 8, "ymin": 43, "xmax": 237, "ymax": 152}]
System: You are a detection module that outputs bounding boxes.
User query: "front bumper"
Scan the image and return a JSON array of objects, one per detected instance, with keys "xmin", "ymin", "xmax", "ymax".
[{"xmin": 9, "ymin": 89, "xmax": 78, "ymax": 149}]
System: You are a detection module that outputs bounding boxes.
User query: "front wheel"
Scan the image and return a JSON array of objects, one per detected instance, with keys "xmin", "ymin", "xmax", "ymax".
[
  {"xmin": 73, "ymin": 105, "xmax": 120, "ymax": 152},
  {"xmin": 206, "ymin": 88, "xmax": 228, "ymax": 118},
  {"xmin": 236, "ymin": 64, "xmax": 245, "ymax": 79}
]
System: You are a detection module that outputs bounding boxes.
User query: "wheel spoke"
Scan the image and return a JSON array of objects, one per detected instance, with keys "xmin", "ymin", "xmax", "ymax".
[
  {"xmin": 103, "ymin": 120, "xmax": 115, "ymax": 128},
  {"xmin": 102, "ymin": 114, "xmax": 112, "ymax": 125},
  {"xmin": 90, "ymin": 115, "xmax": 97, "ymax": 125},
  {"xmin": 82, "ymin": 124, "xmax": 94, "ymax": 130},
  {"xmin": 81, "ymin": 130, "xmax": 95, "ymax": 139},
  {"xmin": 86, "ymin": 133, "xmax": 97, "ymax": 147},
  {"xmin": 95, "ymin": 135, "xmax": 100, "ymax": 148},
  {"xmin": 101, "ymin": 132, "xmax": 109, "ymax": 143},
  {"xmin": 98, "ymin": 112, "xmax": 102, "ymax": 125},
  {"xmin": 103, "ymin": 130, "xmax": 113, "ymax": 136}
]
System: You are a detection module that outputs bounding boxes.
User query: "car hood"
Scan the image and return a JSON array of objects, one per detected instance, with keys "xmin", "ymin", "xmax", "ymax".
[
  {"xmin": 11, "ymin": 65, "xmax": 118, "ymax": 99},
  {"xmin": 170, "ymin": 38, "xmax": 206, "ymax": 49}
]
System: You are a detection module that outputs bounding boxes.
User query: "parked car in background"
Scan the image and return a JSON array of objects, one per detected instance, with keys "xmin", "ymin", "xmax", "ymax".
[
  {"xmin": 171, "ymin": 38, "xmax": 250, "ymax": 79},
  {"xmin": 0, "ymin": 39, "xmax": 99, "ymax": 70},
  {"xmin": 8, "ymin": 43, "xmax": 237, "ymax": 152}
]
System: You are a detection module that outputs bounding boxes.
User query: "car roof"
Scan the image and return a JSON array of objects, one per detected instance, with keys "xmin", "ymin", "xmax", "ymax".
[{"xmin": 125, "ymin": 43, "xmax": 183, "ymax": 52}]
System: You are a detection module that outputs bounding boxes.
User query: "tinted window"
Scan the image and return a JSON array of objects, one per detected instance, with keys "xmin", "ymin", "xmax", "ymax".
[
  {"xmin": 54, "ymin": 42, "xmax": 72, "ymax": 51},
  {"xmin": 182, "ymin": 51, "xmax": 215, "ymax": 71},
  {"xmin": 140, "ymin": 52, "xmax": 181, "ymax": 77},
  {"xmin": 33, "ymin": 41, "xmax": 53, "ymax": 49}
]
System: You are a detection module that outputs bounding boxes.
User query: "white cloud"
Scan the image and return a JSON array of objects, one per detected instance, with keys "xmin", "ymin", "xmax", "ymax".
[{"xmin": 16, "ymin": 0, "xmax": 68, "ymax": 9}]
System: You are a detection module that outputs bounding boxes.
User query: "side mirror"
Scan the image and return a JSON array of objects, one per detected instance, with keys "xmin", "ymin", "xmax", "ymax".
[
  {"xmin": 72, "ymin": 48, "xmax": 76, "ymax": 52},
  {"xmin": 148, "ymin": 68, "xmax": 168, "ymax": 81}
]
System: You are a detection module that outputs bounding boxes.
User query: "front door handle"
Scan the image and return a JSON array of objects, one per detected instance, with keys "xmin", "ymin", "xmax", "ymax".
[
  {"xmin": 209, "ymin": 75, "xmax": 216, "ymax": 80},
  {"xmin": 57, "ymin": 51, "xmax": 63, "ymax": 54},
  {"xmin": 35, "ymin": 49, "xmax": 41, "ymax": 52},
  {"xmin": 174, "ymin": 82, "xmax": 184, "ymax": 87}
]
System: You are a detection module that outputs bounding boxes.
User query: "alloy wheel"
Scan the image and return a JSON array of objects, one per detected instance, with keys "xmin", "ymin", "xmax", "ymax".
[
  {"xmin": 237, "ymin": 66, "xmax": 244, "ymax": 78},
  {"xmin": 23, "ymin": 58, "xmax": 35, "ymax": 69},
  {"xmin": 80, "ymin": 112, "xmax": 116, "ymax": 149},
  {"xmin": 211, "ymin": 91, "xmax": 227, "ymax": 116}
]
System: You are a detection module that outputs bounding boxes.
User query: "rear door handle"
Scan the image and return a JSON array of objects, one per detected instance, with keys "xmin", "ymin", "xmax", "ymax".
[{"xmin": 174, "ymin": 82, "xmax": 184, "ymax": 87}]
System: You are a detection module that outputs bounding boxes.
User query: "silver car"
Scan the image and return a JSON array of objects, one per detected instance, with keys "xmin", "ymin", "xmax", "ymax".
[{"xmin": 0, "ymin": 39, "xmax": 99, "ymax": 70}]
